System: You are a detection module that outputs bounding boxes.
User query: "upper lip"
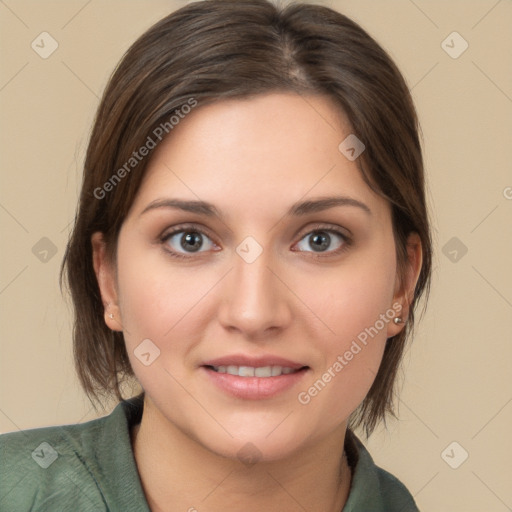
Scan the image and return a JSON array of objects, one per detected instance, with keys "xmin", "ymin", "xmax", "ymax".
[{"xmin": 202, "ymin": 354, "xmax": 307, "ymax": 370}]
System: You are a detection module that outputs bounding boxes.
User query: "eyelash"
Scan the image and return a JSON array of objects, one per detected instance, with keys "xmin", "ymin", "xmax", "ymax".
[{"xmin": 160, "ymin": 223, "xmax": 352, "ymax": 260}]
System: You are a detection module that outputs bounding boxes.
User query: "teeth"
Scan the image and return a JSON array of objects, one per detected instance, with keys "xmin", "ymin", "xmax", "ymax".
[
  {"xmin": 271, "ymin": 366, "xmax": 282, "ymax": 376},
  {"xmin": 239, "ymin": 366, "xmax": 255, "ymax": 377},
  {"xmin": 227, "ymin": 365, "xmax": 239, "ymax": 376},
  {"xmin": 255, "ymin": 366, "xmax": 271, "ymax": 377},
  {"xmin": 212, "ymin": 365, "xmax": 299, "ymax": 377}
]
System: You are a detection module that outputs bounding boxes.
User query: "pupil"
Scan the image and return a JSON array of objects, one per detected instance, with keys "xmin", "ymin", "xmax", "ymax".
[
  {"xmin": 310, "ymin": 232, "xmax": 330, "ymax": 252},
  {"xmin": 181, "ymin": 232, "xmax": 202, "ymax": 252}
]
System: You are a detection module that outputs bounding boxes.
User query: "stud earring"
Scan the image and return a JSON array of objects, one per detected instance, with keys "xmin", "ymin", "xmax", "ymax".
[
  {"xmin": 106, "ymin": 303, "xmax": 115, "ymax": 320},
  {"xmin": 393, "ymin": 317, "xmax": 405, "ymax": 324}
]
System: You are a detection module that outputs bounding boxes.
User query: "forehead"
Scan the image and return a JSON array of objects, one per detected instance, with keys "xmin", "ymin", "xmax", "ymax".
[{"xmin": 128, "ymin": 92, "xmax": 389, "ymax": 222}]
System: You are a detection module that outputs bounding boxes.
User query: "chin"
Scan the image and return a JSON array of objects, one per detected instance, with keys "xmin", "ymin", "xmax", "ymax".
[
  {"xmin": 207, "ymin": 432, "xmax": 307, "ymax": 464},
  {"xmin": 195, "ymin": 411, "xmax": 329, "ymax": 464}
]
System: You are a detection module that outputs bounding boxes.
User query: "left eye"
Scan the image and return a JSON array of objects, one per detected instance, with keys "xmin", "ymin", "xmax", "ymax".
[
  {"xmin": 164, "ymin": 230, "xmax": 215, "ymax": 254},
  {"xmin": 295, "ymin": 230, "xmax": 346, "ymax": 253}
]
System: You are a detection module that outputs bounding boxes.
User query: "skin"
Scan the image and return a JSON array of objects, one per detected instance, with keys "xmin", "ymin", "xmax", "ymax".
[{"xmin": 92, "ymin": 92, "xmax": 422, "ymax": 512}]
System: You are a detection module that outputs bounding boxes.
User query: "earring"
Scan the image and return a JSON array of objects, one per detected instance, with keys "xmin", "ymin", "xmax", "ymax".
[
  {"xmin": 106, "ymin": 303, "xmax": 114, "ymax": 320},
  {"xmin": 393, "ymin": 317, "xmax": 405, "ymax": 324}
]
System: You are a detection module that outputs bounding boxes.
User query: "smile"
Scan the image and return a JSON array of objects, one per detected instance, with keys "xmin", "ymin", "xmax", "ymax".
[
  {"xmin": 209, "ymin": 365, "xmax": 302, "ymax": 377},
  {"xmin": 202, "ymin": 365, "xmax": 309, "ymax": 400}
]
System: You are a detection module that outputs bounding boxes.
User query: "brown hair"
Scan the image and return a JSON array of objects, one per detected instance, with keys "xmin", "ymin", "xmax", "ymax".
[{"xmin": 61, "ymin": 0, "xmax": 432, "ymax": 436}]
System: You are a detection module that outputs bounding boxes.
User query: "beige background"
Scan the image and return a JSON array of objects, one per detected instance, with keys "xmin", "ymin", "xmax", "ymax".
[{"xmin": 1, "ymin": 0, "xmax": 511, "ymax": 510}]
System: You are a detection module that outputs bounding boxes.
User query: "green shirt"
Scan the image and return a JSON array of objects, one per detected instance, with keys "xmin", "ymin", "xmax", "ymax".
[{"xmin": 0, "ymin": 395, "xmax": 419, "ymax": 511}]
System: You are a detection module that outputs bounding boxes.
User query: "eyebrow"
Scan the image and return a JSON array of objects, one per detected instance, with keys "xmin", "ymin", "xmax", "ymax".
[{"xmin": 140, "ymin": 195, "xmax": 372, "ymax": 218}]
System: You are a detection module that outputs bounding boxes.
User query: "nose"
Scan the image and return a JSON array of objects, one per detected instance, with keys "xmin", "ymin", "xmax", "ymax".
[{"xmin": 217, "ymin": 248, "xmax": 292, "ymax": 339}]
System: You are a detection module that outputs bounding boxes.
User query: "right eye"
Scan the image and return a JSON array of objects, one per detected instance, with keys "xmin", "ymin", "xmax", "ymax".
[{"xmin": 161, "ymin": 226, "xmax": 218, "ymax": 259}]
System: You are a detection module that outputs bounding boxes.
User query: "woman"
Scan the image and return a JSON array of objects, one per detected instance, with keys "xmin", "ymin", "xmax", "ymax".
[{"xmin": 0, "ymin": 0, "xmax": 431, "ymax": 510}]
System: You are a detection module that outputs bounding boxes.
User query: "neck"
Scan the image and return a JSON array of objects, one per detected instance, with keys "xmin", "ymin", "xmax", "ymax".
[{"xmin": 131, "ymin": 397, "xmax": 352, "ymax": 512}]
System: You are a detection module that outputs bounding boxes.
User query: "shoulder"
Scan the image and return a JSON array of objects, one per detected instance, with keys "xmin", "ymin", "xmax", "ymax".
[
  {"xmin": 0, "ymin": 413, "xmax": 111, "ymax": 511},
  {"xmin": 0, "ymin": 396, "xmax": 147, "ymax": 512},
  {"xmin": 343, "ymin": 430, "xmax": 419, "ymax": 512},
  {"xmin": 372, "ymin": 464, "xmax": 419, "ymax": 511}
]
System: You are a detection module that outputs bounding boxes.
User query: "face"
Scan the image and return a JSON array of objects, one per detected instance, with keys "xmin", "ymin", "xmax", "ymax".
[{"xmin": 94, "ymin": 93, "xmax": 414, "ymax": 461}]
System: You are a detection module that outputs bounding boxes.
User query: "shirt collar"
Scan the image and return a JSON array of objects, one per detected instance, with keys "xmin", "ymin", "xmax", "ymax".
[
  {"xmin": 93, "ymin": 393, "xmax": 150, "ymax": 511},
  {"xmin": 342, "ymin": 428, "xmax": 387, "ymax": 511}
]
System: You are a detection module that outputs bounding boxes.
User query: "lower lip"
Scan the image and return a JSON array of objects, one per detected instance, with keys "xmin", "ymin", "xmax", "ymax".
[{"xmin": 201, "ymin": 366, "xmax": 309, "ymax": 400}]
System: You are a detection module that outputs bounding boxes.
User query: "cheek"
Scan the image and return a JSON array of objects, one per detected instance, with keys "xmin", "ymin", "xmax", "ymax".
[
  {"xmin": 115, "ymin": 242, "xmax": 217, "ymax": 380},
  {"xmin": 116, "ymin": 263, "xmax": 196, "ymax": 408},
  {"xmin": 295, "ymin": 245, "xmax": 396, "ymax": 418},
  {"xmin": 115, "ymin": 227, "xmax": 203, "ymax": 334},
  {"xmin": 115, "ymin": 237, "xmax": 176, "ymax": 350},
  {"xmin": 305, "ymin": 241, "xmax": 397, "ymax": 340}
]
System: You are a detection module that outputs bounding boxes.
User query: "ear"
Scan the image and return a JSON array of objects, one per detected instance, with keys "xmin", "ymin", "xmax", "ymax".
[
  {"xmin": 91, "ymin": 232, "xmax": 123, "ymax": 331},
  {"xmin": 386, "ymin": 232, "xmax": 423, "ymax": 338}
]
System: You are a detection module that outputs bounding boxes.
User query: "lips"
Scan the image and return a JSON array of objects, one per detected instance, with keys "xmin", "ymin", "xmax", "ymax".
[{"xmin": 201, "ymin": 354, "xmax": 310, "ymax": 400}]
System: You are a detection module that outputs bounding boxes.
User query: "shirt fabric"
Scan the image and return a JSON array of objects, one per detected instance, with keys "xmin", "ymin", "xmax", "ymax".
[{"xmin": 0, "ymin": 394, "xmax": 419, "ymax": 511}]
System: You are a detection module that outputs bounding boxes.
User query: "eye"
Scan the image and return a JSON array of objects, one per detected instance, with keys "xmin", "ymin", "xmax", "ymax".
[
  {"xmin": 162, "ymin": 227, "xmax": 217, "ymax": 257},
  {"xmin": 294, "ymin": 229, "xmax": 349, "ymax": 255}
]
